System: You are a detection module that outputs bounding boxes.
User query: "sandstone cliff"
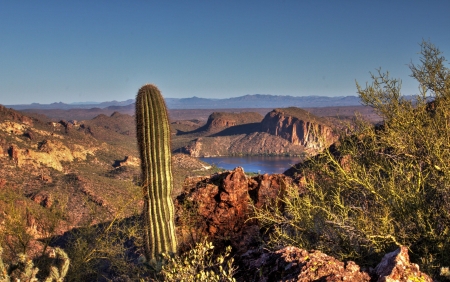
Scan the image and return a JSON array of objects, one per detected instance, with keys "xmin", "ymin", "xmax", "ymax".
[{"xmin": 261, "ymin": 107, "xmax": 337, "ymax": 150}]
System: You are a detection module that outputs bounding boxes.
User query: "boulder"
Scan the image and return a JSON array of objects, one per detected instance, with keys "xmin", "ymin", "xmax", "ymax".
[
  {"xmin": 374, "ymin": 246, "xmax": 432, "ymax": 282},
  {"xmin": 176, "ymin": 167, "xmax": 295, "ymax": 254},
  {"xmin": 32, "ymin": 191, "xmax": 53, "ymax": 208},
  {"xmin": 240, "ymin": 246, "xmax": 370, "ymax": 282}
]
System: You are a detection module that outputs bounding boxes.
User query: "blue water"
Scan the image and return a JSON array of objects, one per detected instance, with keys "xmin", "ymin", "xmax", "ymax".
[{"xmin": 198, "ymin": 156, "xmax": 303, "ymax": 174}]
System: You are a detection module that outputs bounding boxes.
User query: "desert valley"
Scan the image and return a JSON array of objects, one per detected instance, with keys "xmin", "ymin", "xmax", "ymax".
[
  {"xmin": 1, "ymin": 87, "xmax": 442, "ymax": 281},
  {"xmin": 4, "ymin": 0, "xmax": 450, "ymax": 279}
]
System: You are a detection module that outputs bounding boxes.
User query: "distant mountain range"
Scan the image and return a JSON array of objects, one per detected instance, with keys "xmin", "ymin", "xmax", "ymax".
[
  {"xmin": 6, "ymin": 94, "xmax": 362, "ymax": 110},
  {"xmin": 6, "ymin": 99, "xmax": 136, "ymax": 110},
  {"xmin": 165, "ymin": 95, "xmax": 362, "ymax": 109}
]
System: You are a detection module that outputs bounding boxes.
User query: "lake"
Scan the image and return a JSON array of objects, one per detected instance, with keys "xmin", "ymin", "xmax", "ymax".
[{"xmin": 198, "ymin": 156, "xmax": 304, "ymax": 174}]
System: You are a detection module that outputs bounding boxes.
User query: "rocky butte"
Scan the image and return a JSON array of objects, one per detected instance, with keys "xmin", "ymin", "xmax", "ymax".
[
  {"xmin": 182, "ymin": 107, "xmax": 338, "ymax": 157},
  {"xmin": 261, "ymin": 107, "xmax": 336, "ymax": 150}
]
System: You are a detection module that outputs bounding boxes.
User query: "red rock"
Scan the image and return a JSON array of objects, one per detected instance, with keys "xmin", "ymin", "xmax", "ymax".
[
  {"xmin": 175, "ymin": 167, "xmax": 297, "ymax": 255},
  {"xmin": 374, "ymin": 246, "xmax": 432, "ymax": 282},
  {"xmin": 32, "ymin": 192, "xmax": 53, "ymax": 208},
  {"xmin": 240, "ymin": 246, "xmax": 370, "ymax": 282}
]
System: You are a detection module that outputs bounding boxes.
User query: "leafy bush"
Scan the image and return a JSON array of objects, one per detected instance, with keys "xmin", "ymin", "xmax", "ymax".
[{"xmin": 254, "ymin": 41, "xmax": 450, "ymax": 276}]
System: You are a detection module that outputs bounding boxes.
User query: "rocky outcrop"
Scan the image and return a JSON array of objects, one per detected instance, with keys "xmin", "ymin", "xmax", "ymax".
[
  {"xmin": 0, "ymin": 105, "xmax": 34, "ymax": 126},
  {"xmin": 374, "ymin": 246, "xmax": 432, "ymax": 282},
  {"xmin": 0, "ymin": 104, "xmax": 103, "ymax": 171},
  {"xmin": 261, "ymin": 107, "xmax": 337, "ymax": 150},
  {"xmin": 184, "ymin": 137, "xmax": 204, "ymax": 157},
  {"xmin": 175, "ymin": 167, "xmax": 294, "ymax": 254},
  {"xmin": 240, "ymin": 246, "xmax": 433, "ymax": 281},
  {"xmin": 240, "ymin": 246, "xmax": 371, "ymax": 281},
  {"xmin": 6, "ymin": 139, "xmax": 95, "ymax": 171},
  {"xmin": 1, "ymin": 118, "xmax": 97, "ymax": 171}
]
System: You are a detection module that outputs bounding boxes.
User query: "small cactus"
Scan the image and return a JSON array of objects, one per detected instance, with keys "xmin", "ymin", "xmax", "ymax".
[
  {"xmin": 135, "ymin": 84, "xmax": 177, "ymax": 262},
  {"xmin": 0, "ymin": 245, "xmax": 69, "ymax": 282},
  {"xmin": 44, "ymin": 247, "xmax": 70, "ymax": 282}
]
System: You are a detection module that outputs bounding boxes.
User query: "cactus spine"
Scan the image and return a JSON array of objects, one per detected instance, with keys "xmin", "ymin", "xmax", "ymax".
[{"xmin": 135, "ymin": 84, "xmax": 177, "ymax": 261}]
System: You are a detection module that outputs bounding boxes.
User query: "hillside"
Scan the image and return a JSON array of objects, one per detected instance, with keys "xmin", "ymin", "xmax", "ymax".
[
  {"xmin": 0, "ymin": 105, "xmax": 218, "ymax": 238},
  {"xmin": 0, "ymin": 103, "xmax": 435, "ymax": 281}
]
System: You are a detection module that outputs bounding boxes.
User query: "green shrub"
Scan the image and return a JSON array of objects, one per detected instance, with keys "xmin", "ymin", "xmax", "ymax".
[
  {"xmin": 254, "ymin": 41, "xmax": 450, "ymax": 276},
  {"xmin": 160, "ymin": 238, "xmax": 236, "ymax": 282},
  {"xmin": 63, "ymin": 209, "xmax": 145, "ymax": 281}
]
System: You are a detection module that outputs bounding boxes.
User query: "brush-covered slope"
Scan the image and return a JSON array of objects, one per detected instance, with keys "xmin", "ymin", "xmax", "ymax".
[{"xmin": 0, "ymin": 104, "xmax": 216, "ymax": 238}]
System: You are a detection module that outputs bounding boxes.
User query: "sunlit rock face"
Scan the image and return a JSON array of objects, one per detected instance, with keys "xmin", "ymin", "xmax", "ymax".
[
  {"xmin": 175, "ymin": 167, "xmax": 295, "ymax": 255},
  {"xmin": 261, "ymin": 108, "xmax": 337, "ymax": 150}
]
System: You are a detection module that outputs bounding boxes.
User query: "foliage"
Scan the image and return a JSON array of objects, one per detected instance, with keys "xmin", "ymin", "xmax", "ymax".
[
  {"xmin": 160, "ymin": 238, "xmax": 236, "ymax": 282},
  {"xmin": 0, "ymin": 187, "xmax": 65, "ymax": 268},
  {"xmin": 253, "ymin": 41, "xmax": 450, "ymax": 276},
  {"xmin": 62, "ymin": 191, "xmax": 145, "ymax": 281}
]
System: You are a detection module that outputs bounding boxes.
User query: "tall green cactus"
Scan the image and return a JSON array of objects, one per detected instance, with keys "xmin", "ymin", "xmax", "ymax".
[{"xmin": 135, "ymin": 84, "xmax": 177, "ymax": 262}]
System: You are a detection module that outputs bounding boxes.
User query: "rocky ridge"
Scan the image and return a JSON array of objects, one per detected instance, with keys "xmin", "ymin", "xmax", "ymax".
[
  {"xmin": 182, "ymin": 107, "xmax": 337, "ymax": 157},
  {"xmin": 0, "ymin": 108, "xmax": 99, "ymax": 172}
]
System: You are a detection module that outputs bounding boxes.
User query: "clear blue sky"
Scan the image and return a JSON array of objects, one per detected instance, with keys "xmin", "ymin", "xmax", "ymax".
[{"xmin": 1, "ymin": 1, "xmax": 449, "ymax": 104}]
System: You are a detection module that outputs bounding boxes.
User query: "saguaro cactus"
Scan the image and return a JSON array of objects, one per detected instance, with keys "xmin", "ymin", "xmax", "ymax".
[{"xmin": 135, "ymin": 84, "xmax": 177, "ymax": 261}]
